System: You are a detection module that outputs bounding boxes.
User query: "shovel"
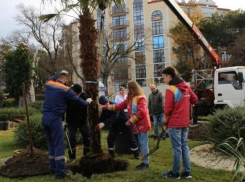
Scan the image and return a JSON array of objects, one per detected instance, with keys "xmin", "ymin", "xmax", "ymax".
[{"xmin": 141, "ymin": 130, "xmax": 165, "ymax": 161}]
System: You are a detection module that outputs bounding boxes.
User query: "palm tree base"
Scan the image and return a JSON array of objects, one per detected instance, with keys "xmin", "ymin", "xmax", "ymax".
[{"xmin": 76, "ymin": 154, "xmax": 128, "ymax": 178}]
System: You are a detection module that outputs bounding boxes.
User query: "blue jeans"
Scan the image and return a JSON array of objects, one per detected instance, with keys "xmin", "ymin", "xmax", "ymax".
[
  {"xmin": 152, "ymin": 113, "xmax": 165, "ymax": 137},
  {"xmin": 137, "ymin": 132, "xmax": 149, "ymax": 164},
  {"xmin": 168, "ymin": 127, "xmax": 191, "ymax": 174}
]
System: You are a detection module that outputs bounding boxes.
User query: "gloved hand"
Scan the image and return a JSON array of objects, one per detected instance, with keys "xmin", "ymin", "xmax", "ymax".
[
  {"xmin": 95, "ymin": 123, "xmax": 105, "ymax": 131},
  {"xmin": 125, "ymin": 120, "xmax": 132, "ymax": 126},
  {"xmin": 86, "ymin": 98, "xmax": 92, "ymax": 104},
  {"xmin": 62, "ymin": 122, "xmax": 68, "ymax": 131}
]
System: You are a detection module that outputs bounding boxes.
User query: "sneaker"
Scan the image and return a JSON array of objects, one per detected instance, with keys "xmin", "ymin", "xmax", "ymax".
[
  {"xmin": 181, "ymin": 171, "xmax": 192, "ymax": 179},
  {"xmin": 56, "ymin": 170, "xmax": 72, "ymax": 179},
  {"xmin": 161, "ymin": 171, "xmax": 180, "ymax": 179},
  {"xmin": 136, "ymin": 162, "xmax": 149, "ymax": 170}
]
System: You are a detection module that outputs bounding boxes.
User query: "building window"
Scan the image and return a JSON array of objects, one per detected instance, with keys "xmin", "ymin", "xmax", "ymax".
[
  {"xmin": 152, "ymin": 21, "xmax": 163, "ymax": 35},
  {"xmin": 97, "ymin": 10, "xmax": 106, "ymax": 30},
  {"xmin": 154, "ymin": 77, "xmax": 163, "ymax": 84},
  {"xmin": 153, "ymin": 49, "xmax": 165, "ymax": 63},
  {"xmin": 112, "ymin": 15, "xmax": 127, "ymax": 26},
  {"xmin": 116, "ymin": 57, "xmax": 128, "ymax": 66},
  {"xmin": 134, "ymin": 25, "xmax": 145, "ymax": 38},
  {"xmin": 221, "ymin": 51, "xmax": 228, "ymax": 62},
  {"xmin": 153, "ymin": 36, "xmax": 164, "ymax": 49},
  {"xmin": 136, "ymin": 65, "xmax": 146, "ymax": 78},
  {"xmin": 136, "ymin": 79, "xmax": 146, "ymax": 86},
  {"xmin": 112, "ymin": 5, "xmax": 127, "ymax": 14},
  {"xmin": 135, "ymin": 52, "xmax": 145, "ymax": 65},
  {"xmin": 154, "ymin": 63, "xmax": 165, "ymax": 77},
  {"xmin": 135, "ymin": 38, "xmax": 145, "ymax": 51},
  {"xmin": 133, "ymin": 0, "xmax": 143, "ymax": 12},
  {"xmin": 151, "ymin": 10, "xmax": 163, "ymax": 21},
  {"xmin": 113, "ymin": 28, "xmax": 127, "ymax": 39},
  {"xmin": 133, "ymin": 11, "xmax": 144, "ymax": 25}
]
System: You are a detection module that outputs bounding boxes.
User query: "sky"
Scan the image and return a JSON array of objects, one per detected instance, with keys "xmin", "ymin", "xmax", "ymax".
[{"xmin": 0, "ymin": 0, "xmax": 245, "ymax": 38}]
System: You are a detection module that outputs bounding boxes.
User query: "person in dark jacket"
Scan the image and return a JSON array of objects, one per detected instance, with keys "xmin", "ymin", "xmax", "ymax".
[
  {"xmin": 148, "ymin": 84, "xmax": 165, "ymax": 139},
  {"xmin": 161, "ymin": 66, "xmax": 198, "ymax": 179},
  {"xmin": 96, "ymin": 95, "xmax": 139, "ymax": 159},
  {"xmin": 42, "ymin": 73, "xmax": 91, "ymax": 179},
  {"xmin": 66, "ymin": 84, "xmax": 90, "ymax": 160}
]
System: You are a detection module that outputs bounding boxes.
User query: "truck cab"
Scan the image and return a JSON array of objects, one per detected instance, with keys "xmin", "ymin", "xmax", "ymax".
[{"xmin": 214, "ymin": 66, "xmax": 245, "ymax": 108}]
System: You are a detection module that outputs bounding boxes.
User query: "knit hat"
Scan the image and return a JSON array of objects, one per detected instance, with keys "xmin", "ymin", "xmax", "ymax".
[
  {"xmin": 71, "ymin": 84, "xmax": 82, "ymax": 94},
  {"xmin": 99, "ymin": 95, "xmax": 108, "ymax": 105}
]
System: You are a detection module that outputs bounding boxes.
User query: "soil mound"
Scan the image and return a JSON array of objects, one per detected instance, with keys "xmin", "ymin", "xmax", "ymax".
[
  {"xmin": 0, "ymin": 146, "xmax": 49, "ymax": 178},
  {"xmin": 188, "ymin": 123, "xmax": 207, "ymax": 141},
  {"xmin": 75, "ymin": 154, "xmax": 128, "ymax": 178}
]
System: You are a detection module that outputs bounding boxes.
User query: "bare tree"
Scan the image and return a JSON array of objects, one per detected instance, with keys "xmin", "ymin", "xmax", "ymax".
[
  {"xmin": 100, "ymin": 29, "xmax": 151, "ymax": 94},
  {"xmin": 15, "ymin": 4, "xmax": 64, "ymax": 76},
  {"xmin": 228, "ymin": 32, "xmax": 245, "ymax": 66}
]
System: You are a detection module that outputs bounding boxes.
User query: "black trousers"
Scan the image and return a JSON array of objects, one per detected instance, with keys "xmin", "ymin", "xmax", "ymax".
[
  {"xmin": 107, "ymin": 122, "xmax": 138, "ymax": 154},
  {"xmin": 68, "ymin": 122, "xmax": 90, "ymax": 159}
]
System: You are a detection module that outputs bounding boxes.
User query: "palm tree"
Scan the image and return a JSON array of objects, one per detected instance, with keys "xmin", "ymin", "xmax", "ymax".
[{"xmin": 40, "ymin": 0, "xmax": 124, "ymax": 154}]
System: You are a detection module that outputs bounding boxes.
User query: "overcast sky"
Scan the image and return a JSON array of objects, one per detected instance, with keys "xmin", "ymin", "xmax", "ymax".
[{"xmin": 0, "ymin": 0, "xmax": 245, "ymax": 38}]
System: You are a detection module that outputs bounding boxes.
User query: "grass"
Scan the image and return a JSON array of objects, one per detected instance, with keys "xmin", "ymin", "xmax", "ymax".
[{"xmin": 0, "ymin": 128, "xmax": 240, "ymax": 182}]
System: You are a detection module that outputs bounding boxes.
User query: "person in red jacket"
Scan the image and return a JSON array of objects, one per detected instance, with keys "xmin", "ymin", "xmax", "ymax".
[
  {"xmin": 101, "ymin": 81, "xmax": 151, "ymax": 170},
  {"xmin": 161, "ymin": 66, "xmax": 198, "ymax": 179}
]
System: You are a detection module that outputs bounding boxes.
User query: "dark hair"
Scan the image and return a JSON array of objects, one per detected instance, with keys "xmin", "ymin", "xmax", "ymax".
[
  {"xmin": 57, "ymin": 73, "xmax": 68, "ymax": 80},
  {"xmin": 162, "ymin": 66, "xmax": 178, "ymax": 78},
  {"xmin": 71, "ymin": 84, "xmax": 82, "ymax": 94}
]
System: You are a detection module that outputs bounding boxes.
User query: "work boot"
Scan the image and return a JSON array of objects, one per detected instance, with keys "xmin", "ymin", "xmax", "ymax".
[
  {"xmin": 133, "ymin": 150, "xmax": 140, "ymax": 159},
  {"xmin": 50, "ymin": 169, "xmax": 55, "ymax": 175},
  {"xmin": 56, "ymin": 170, "xmax": 72, "ymax": 179}
]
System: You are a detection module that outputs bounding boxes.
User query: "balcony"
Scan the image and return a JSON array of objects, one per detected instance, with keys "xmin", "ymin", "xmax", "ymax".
[
  {"xmin": 110, "ymin": 7, "xmax": 129, "ymax": 16},
  {"xmin": 110, "ymin": 20, "xmax": 129, "ymax": 29}
]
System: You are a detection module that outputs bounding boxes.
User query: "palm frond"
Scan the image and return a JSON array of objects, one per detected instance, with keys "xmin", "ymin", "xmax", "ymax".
[
  {"xmin": 39, "ymin": 14, "xmax": 59, "ymax": 22},
  {"xmin": 217, "ymin": 136, "xmax": 245, "ymax": 182}
]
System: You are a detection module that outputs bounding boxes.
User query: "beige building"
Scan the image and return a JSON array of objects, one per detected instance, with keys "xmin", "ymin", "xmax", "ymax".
[{"xmin": 66, "ymin": 0, "xmax": 230, "ymax": 94}]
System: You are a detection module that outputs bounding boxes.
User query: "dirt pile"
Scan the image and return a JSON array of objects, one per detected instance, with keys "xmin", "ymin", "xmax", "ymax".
[
  {"xmin": 74, "ymin": 154, "xmax": 128, "ymax": 178},
  {"xmin": 188, "ymin": 123, "xmax": 207, "ymax": 141},
  {"xmin": 0, "ymin": 146, "xmax": 49, "ymax": 178}
]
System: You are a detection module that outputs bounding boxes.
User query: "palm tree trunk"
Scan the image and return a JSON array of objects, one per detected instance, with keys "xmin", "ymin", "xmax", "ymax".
[{"xmin": 79, "ymin": 8, "xmax": 102, "ymax": 154}]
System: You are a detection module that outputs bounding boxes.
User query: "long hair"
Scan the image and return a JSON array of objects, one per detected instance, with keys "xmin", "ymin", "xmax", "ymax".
[{"xmin": 126, "ymin": 81, "xmax": 146, "ymax": 103}]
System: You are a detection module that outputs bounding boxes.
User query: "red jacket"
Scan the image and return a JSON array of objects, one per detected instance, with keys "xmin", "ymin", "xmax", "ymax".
[
  {"xmin": 164, "ymin": 78, "xmax": 198, "ymax": 128},
  {"xmin": 107, "ymin": 95, "xmax": 151, "ymax": 133}
]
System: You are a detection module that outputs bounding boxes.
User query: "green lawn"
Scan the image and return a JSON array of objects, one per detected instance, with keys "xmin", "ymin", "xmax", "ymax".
[{"xmin": 0, "ymin": 129, "xmax": 240, "ymax": 182}]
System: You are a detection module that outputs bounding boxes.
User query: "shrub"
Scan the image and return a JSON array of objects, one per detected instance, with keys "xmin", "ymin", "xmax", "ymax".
[
  {"xmin": 0, "ymin": 107, "xmax": 37, "ymax": 121},
  {"xmin": 2, "ymin": 98, "xmax": 17, "ymax": 107},
  {"xmin": 205, "ymin": 107, "xmax": 245, "ymax": 146},
  {"xmin": 14, "ymin": 113, "xmax": 47, "ymax": 149},
  {"xmin": 28, "ymin": 101, "xmax": 43, "ymax": 112}
]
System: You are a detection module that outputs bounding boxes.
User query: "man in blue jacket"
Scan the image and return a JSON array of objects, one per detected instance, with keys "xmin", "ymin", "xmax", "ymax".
[{"xmin": 42, "ymin": 73, "xmax": 90, "ymax": 179}]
